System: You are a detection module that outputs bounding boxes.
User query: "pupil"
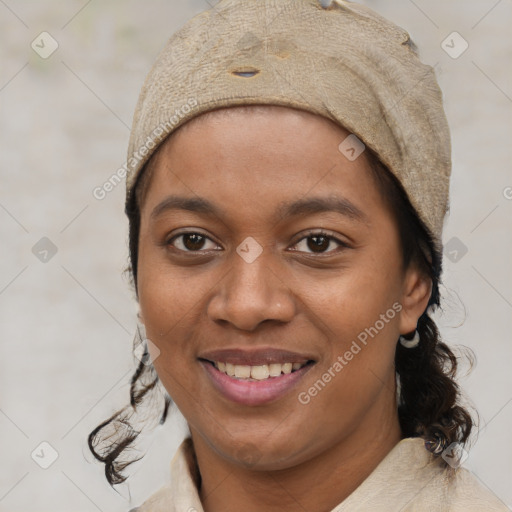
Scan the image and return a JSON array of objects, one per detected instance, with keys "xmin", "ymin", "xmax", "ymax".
[
  {"xmin": 184, "ymin": 234, "xmax": 205, "ymax": 250},
  {"xmin": 307, "ymin": 235, "xmax": 329, "ymax": 252}
]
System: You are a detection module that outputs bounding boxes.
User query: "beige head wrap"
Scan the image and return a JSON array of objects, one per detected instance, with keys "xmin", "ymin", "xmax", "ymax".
[{"xmin": 126, "ymin": 0, "xmax": 451, "ymax": 255}]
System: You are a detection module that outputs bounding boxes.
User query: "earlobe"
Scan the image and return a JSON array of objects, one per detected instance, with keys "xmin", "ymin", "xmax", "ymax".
[{"xmin": 399, "ymin": 269, "xmax": 432, "ymax": 335}]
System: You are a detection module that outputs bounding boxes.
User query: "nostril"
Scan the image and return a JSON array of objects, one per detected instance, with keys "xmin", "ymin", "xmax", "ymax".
[{"xmin": 231, "ymin": 69, "xmax": 260, "ymax": 78}]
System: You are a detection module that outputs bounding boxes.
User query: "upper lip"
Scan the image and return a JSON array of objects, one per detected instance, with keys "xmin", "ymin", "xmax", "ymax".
[{"xmin": 198, "ymin": 347, "xmax": 316, "ymax": 366}]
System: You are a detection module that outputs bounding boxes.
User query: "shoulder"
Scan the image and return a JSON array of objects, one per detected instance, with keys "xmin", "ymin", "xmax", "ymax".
[
  {"xmin": 443, "ymin": 466, "xmax": 509, "ymax": 511},
  {"xmin": 344, "ymin": 438, "xmax": 509, "ymax": 512},
  {"xmin": 128, "ymin": 437, "xmax": 201, "ymax": 512},
  {"xmin": 127, "ymin": 484, "xmax": 174, "ymax": 512},
  {"xmin": 394, "ymin": 438, "xmax": 508, "ymax": 511}
]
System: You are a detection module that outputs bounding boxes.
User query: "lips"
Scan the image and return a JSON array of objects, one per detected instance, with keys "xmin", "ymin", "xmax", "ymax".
[{"xmin": 198, "ymin": 347, "xmax": 316, "ymax": 406}]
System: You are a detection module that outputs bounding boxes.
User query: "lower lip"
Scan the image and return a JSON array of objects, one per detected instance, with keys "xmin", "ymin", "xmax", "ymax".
[{"xmin": 200, "ymin": 361, "xmax": 314, "ymax": 406}]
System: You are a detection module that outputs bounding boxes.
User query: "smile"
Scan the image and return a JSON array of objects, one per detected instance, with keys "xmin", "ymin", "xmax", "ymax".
[{"xmin": 199, "ymin": 357, "xmax": 316, "ymax": 406}]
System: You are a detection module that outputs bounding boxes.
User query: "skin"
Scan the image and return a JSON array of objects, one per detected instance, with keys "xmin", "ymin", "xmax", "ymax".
[{"xmin": 137, "ymin": 105, "xmax": 432, "ymax": 512}]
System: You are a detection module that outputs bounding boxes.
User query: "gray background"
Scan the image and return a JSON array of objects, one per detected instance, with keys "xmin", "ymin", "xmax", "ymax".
[{"xmin": 1, "ymin": 0, "xmax": 511, "ymax": 510}]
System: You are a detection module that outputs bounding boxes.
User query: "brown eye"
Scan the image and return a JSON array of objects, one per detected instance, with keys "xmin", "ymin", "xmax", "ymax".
[
  {"xmin": 305, "ymin": 235, "xmax": 331, "ymax": 252},
  {"xmin": 292, "ymin": 231, "xmax": 348, "ymax": 254},
  {"xmin": 307, "ymin": 235, "xmax": 330, "ymax": 253},
  {"xmin": 168, "ymin": 232, "xmax": 219, "ymax": 252},
  {"xmin": 182, "ymin": 234, "xmax": 206, "ymax": 251}
]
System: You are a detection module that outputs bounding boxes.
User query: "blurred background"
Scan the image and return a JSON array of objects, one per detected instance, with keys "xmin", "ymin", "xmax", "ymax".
[{"xmin": 0, "ymin": 0, "xmax": 511, "ymax": 510}]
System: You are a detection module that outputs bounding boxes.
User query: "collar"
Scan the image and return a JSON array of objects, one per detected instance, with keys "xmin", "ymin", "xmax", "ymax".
[{"xmin": 136, "ymin": 436, "xmax": 507, "ymax": 511}]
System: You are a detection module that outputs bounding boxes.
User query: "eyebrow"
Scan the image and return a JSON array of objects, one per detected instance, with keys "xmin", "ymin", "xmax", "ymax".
[{"xmin": 150, "ymin": 194, "xmax": 368, "ymax": 224}]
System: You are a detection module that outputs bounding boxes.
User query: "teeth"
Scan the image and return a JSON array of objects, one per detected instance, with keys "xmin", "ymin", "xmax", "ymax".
[
  {"xmin": 282, "ymin": 363, "xmax": 292, "ymax": 374},
  {"xmin": 234, "ymin": 365, "xmax": 251, "ymax": 378},
  {"xmin": 214, "ymin": 361, "xmax": 307, "ymax": 380},
  {"xmin": 269, "ymin": 363, "xmax": 282, "ymax": 377},
  {"xmin": 251, "ymin": 365, "xmax": 270, "ymax": 380}
]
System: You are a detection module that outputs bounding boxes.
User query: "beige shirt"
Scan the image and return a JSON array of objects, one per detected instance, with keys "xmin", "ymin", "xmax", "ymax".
[{"xmin": 130, "ymin": 437, "xmax": 509, "ymax": 511}]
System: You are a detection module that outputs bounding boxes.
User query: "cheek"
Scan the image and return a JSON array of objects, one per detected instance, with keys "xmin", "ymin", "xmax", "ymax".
[
  {"xmin": 136, "ymin": 245, "xmax": 228, "ymax": 412},
  {"xmin": 138, "ymin": 268, "xmax": 203, "ymax": 364},
  {"xmin": 288, "ymin": 250, "xmax": 402, "ymax": 391},
  {"xmin": 138, "ymin": 268, "xmax": 202, "ymax": 413},
  {"xmin": 293, "ymin": 269, "xmax": 401, "ymax": 433},
  {"xmin": 137, "ymin": 229, "xmax": 205, "ymax": 330},
  {"xmin": 137, "ymin": 244, "xmax": 200, "ymax": 374},
  {"xmin": 292, "ymin": 253, "xmax": 402, "ymax": 336}
]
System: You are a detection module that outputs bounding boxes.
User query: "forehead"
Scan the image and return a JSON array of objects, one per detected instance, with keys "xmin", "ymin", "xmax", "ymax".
[
  {"xmin": 139, "ymin": 105, "xmax": 385, "ymax": 221},
  {"xmin": 174, "ymin": 104, "xmax": 350, "ymax": 145}
]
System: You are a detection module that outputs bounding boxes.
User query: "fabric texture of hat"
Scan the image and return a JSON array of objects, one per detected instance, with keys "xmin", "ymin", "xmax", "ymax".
[{"xmin": 126, "ymin": 0, "xmax": 451, "ymax": 255}]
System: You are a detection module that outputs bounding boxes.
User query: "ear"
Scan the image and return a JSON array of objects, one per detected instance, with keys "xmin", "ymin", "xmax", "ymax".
[{"xmin": 399, "ymin": 267, "xmax": 432, "ymax": 335}]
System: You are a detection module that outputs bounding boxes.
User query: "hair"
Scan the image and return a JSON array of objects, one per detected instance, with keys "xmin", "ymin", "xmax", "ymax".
[{"xmin": 88, "ymin": 106, "xmax": 476, "ymax": 487}]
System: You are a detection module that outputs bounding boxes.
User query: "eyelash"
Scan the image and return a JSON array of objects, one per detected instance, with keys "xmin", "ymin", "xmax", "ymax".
[{"xmin": 166, "ymin": 229, "xmax": 350, "ymax": 255}]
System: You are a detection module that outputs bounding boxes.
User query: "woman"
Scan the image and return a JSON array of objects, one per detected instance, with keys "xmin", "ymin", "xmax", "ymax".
[{"xmin": 89, "ymin": 0, "xmax": 508, "ymax": 510}]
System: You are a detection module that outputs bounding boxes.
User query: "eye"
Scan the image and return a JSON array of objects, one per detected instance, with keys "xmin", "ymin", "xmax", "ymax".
[
  {"xmin": 167, "ymin": 232, "xmax": 220, "ymax": 252},
  {"xmin": 166, "ymin": 230, "xmax": 348, "ymax": 254},
  {"xmin": 291, "ymin": 230, "xmax": 349, "ymax": 254}
]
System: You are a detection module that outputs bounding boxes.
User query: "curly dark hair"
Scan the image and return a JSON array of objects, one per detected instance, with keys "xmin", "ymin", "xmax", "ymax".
[{"xmin": 88, "ymin": 111, "xmax": 476, "ymax": 487}]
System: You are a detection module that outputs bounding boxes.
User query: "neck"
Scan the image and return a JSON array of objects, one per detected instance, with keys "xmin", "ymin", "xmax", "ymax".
[{"xmin": 192, "ymin": 395, "xmax": 402, "ymax": 512}]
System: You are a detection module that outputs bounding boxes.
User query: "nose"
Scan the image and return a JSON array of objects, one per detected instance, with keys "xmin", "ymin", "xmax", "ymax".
[{"xmin": 207, "ymin": 251, "xmax": 296, "ymax": 331}]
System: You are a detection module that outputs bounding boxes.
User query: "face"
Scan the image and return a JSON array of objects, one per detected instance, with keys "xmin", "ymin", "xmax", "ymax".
[{"xmin": 137, "ymin": 106, "xmax": 430, "ymax": 470}]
